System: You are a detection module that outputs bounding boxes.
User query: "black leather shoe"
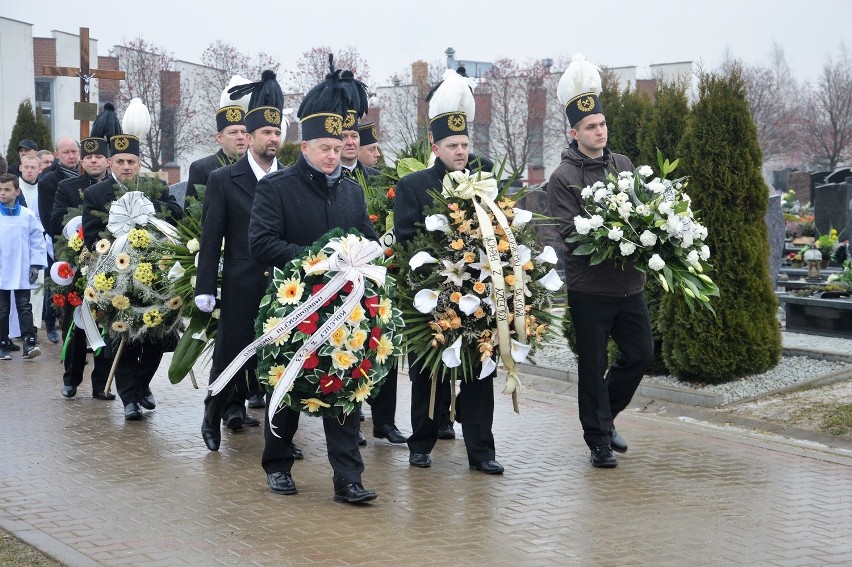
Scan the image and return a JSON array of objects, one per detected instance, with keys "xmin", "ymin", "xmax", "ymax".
[
  {"xmin": 247, "ymin": 394, "xmax": 266, "ymax": 408},
  {"xmin": 92, "ymin": 391, "xmax": 116, "ymax": 400},
  {"xmin": 590, "ymin": 445, "xmax": 618, "ymax": 468},
  {"xmin": 358, "ymin": 430, "xmax": 367, "ymax": 446},
  {"xmin": 437, "ymin": 424, "xmax": 456, "ymax": 440},
  {"xmin": 201, "ymin": 423, "xmax": 221, "ymax": 451},
  {"xmin": 267, "ymin": 472, "xmax": 297, "ymax": 495},
  {"xmin": 242, "ymin": 413, "xmax": 260, "ymax": 427},
  {"xmin": 409, "ymin": 452, "xmax": 431, "ymax": 468},
  {"xmin": 61, "ymin": 385, "xmax": 77, "ymax": 398},
  {"xmin": 333, "ymin": 483, "xmax": 376, "ymax": 504},
  {"xmin": 470, "ymin": 459, "xmax": 504, "ymax": 475},
  {"xmin": 611, "ymin": 429, "xmax": 628, "ymax": 454},
  {"xmin": 291, "ymin": 444, "xmax": 304, "ymax": 460},
  {"xmin": 124, "ymin": 402, "xmax": 143, "ymax": 421},
  {"xmin": 373, "ymin": 424, "xmax": 407, "ymax": 444},
  {"xmin": 224, "ymin": 410, "xmax": 244, "ymax": 432},
  {"xmin": 139, "ymin": 390, "xmax": 156, "ymax": 410}
]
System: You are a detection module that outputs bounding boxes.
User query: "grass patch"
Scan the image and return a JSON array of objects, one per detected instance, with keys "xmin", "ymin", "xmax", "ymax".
[
  {"xmin": 0, "ymin": 531, "xmax": 62, "ymax": 566},
  {"xmin": 791, "ymin": 402, "xmax": 852, "ymax": 435}
]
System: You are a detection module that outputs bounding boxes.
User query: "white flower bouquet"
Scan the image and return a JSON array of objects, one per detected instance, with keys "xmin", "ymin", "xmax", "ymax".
[{"xmin": 565, "ymin": 154, "xmax": 719, "ymax": 312}]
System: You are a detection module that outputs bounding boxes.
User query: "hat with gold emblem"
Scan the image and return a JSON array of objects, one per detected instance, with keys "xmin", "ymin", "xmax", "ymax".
[
  {"xmin": 298, "ymin": 54, "xmax": 350, "ymax": 141},
  {"xmin": 341, "ymin": 69, "xmax": 369, "ymax": 133},
  {"xmin": 228, "ymin": 70, "xmax": 284, "ymax": 133},
  {"xmin": 216, "ymin": 105, "xmax": 246, "ymax": 132},
  {"xmin": 108, "ymin": 134, "xmax": 140, "ymax": 157},
  {"xmin": 557, "ymin": 54, "xmax": 604, "ymax": 127},
  {"xmin": 358, "ymin": 122, "xmax": 378, "ymax": 146},
  {"xmin": 427, "ymin": 67, "xmax": 476, "ymax": 142}
]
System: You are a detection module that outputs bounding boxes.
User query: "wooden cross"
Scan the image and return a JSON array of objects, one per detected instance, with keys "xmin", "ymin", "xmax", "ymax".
[{"xmin": 41, "ymin": 27, "xmax": 126, "ymax": 139}]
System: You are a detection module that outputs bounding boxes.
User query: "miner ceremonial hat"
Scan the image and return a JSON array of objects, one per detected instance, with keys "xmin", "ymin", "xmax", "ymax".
[
  {"xmin": 427, "ymin": 67, "xmax": 475, "ymax": 142},
  {"xmin": 298, "ymin": 54, "xmax": 350, "ymax": 141},
  {"xmin": 80, "ymin": 137, "xmax": 108, "ymax": 158},
  {"xmin": 109, "ymin": 134, "xmax": 140, "ymax": 157},
  {"xmin": 216, "ymin": 105, "xmax": 246, "ymax": 132},
  {"xmin": 557, "ymin": 54, "xmax": 604, "ymax": 126},
  {"xmin": 358, "ymin": 122, "xmax": 378, "ymax": 146},
  {"xmin": 90, "ymin": 102, "xmax": 122, "ymax": 143},
  {"xmin": 229, "ymin": 70, "xmax": 284, "ymax": 133},
  {"xmin": 341, "ymin": 69, "xmax": 369, "ymax": 132}
]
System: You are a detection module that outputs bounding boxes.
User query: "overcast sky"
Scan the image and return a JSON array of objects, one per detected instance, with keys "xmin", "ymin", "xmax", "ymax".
[{"xmin": 4, "ymin": 0, "xmax": 850, "ymax": 87}]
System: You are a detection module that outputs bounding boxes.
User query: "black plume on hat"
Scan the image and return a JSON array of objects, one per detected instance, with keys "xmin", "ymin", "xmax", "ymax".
[
  {"xmin": 91, "ymin": 102, "xmax": 122, "ymax": 140},
  {"xmin": 228, "ymin": 70, "xmax": 284, "ymax": 111},
  {"xmin": 297, "ymin": 54, "xmax": 350, "ymax": 119},
  {"xmin": 340, "ymin": 69, "xmax": 368, "ymax": 118}
]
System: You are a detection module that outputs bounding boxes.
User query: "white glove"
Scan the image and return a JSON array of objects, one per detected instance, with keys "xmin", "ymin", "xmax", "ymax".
[{"xmin": 194, "ymin": 294, "xmax": 216, "ymax": 313}]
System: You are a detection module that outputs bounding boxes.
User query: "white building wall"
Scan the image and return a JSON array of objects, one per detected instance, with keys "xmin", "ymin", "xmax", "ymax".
[
  {"xmin": 173, "ymin": 59, "xmax": 218, "ymax": 176},
  {"xmin": 0, "ymin": 17, "xmax": 35, "ymax": 156}
]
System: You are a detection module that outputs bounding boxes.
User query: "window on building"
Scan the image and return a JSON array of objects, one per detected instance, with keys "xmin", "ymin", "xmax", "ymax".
[{"xmin": 34, "ymin": 79, "xmax": 54, "ymax": 138}]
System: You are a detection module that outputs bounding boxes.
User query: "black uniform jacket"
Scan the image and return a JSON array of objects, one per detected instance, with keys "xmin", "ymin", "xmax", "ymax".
[
  {"xmin": 51, "ymin": 174, "xmax": 104, "ymax": 238},
  {"xmin": 249, "ymin": 154, "xmax": 378, "ymax": 270},
  {"xmin": 393, "ymin": 154, "xmax": 493, "ymax": 245},
  {"xmin": 81, "ymin": 175, "xmax": 183, "ymax": 250},
  {"xmin": 37, "ymin": 161, "xmax": 77, "ymax": 243},
  {"xmin": 342, "ymin": 161, "xmax": 381, "ymax": 182},
  {"xmin": 186, "ymin": 149, "xmax": 236, "ymax": 200},
  {"xmin": 195, "ymin": 155, "xmax": 284, "ymax": 369}
]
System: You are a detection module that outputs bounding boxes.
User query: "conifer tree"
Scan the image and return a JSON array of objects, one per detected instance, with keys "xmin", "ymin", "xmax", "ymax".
[
  {"xmin": 659, "ymin": 65, "xmax": 781, "ymax": 383},
  {"xmin": 5, "ymin": 99, "xmax": 53, "ymax": 165}
]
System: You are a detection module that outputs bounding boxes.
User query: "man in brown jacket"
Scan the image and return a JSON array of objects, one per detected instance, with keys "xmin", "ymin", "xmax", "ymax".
[{"xmin": 546, "ymin": 55, "xmax": 653, "ymax": 468}]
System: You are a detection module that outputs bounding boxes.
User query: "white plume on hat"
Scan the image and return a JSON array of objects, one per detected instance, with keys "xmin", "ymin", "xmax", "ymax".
[
  {"xmin": 557, "ymin": 54, "xmax": 602, "ymax": 106},
  {"xmin": 428, "ymin": 69, "xmax": 475, "ymax": 122},
  {"xmin": 121, "ymin": 98, "xmax": 151, "ymax": 138},
  {"xmin": 221, "ymin": 75, "xmax": 252, "ymax": 111}
]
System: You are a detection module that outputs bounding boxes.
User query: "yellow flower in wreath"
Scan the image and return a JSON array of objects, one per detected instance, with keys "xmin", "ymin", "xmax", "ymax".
[
  {"xmin": 68, "ymin": 235, "xmax": 83, "ymax": 252},
  {"xmin": 111, "ymin": 295, "xmax": 131, "ymax": 310},
  {"xmin": 277, "ymin": 277, "xmax": 305, "ymax": 305},
  {"xmin": 329, "ymin": 325, "xmax": 348, "ymax": 347},
  {"xmin": 263, "ymin": 317, "xmax": 291, "ymax": 346},
  {"xmin": 346, "ymin": 329, "xmax": 368, "ymax": 351},
  {"xmin": 142, "ymin": 309, "xmax": 163, "ymax": 327},
  {"xmin": 133, "ymin": 263, "xmax": 156, "ymax": 286},
  {"xmin": 300, "ymin": 251, "xmax": 328, "ymax": 273},
  {"xmin": 302, "ymin": 397, "xmax": 331, "ymax": 413},
  {"xmin": 377, "ymin": 297, "xmax": 392, "ymax": 323},
  {"xmin": 111, "ymin": 321, "xmax": 129, "ymax": 333},
  {"xmin": 331, "ymin": 348, "xmax": 357, "ymax": 370},
  {"xmin": 268, "ymin": 364, "xmax": 286, "ymax": 387},
  {"xmin": 166, "ymin": 296, "xmax": 183, "ymax": 310},
  {"xmin": 346, "ymin": 304, "xmax": 365, "ymax": 325},
  {"xmin": 115, "ymin": 253, "xmax": 131, "ymax": 271},
  {"xmin": 375, "ymin": 335, "xmax": 394, "ymax": 364},
  {"xmin": 95, "ymin": 239, "xmax": 111, "ymax": 254},
  {"xmin": 84, "ymin": 287, "xmax": 98, "ymax": 302},
  {"xmin": 93, "ymin": 273, "xmax": 115, "ymax": 292},
  {"xmin": 348, "ymin": 380, "xmax": 372, "ymax": 403},
  {"xmin": 127, "ymin": 228, "xmax": 151, "ymax": 249}
]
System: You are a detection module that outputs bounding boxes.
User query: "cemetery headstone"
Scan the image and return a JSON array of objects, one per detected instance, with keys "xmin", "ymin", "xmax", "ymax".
[
  {"xmin": 765, "ymin": 193, "xmax": 784, "ymax": 289},
  {"xmin": 810, "ymin": 171, "xmax": 830, "ymax": 205},
  {"xmin": 813, "ymin": 182, "xmax": 852, "ymax": 236}
]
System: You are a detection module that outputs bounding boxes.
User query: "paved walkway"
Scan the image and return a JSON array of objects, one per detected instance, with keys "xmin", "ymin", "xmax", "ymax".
[{"xmin": 1, "ymin": 339, "xmax": 851, "ymax": 567}]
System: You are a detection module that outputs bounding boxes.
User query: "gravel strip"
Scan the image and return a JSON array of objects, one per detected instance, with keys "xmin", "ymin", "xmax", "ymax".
[{"xmin": 531, "ymin": 330, "xmax": 850, "ymax": 405}]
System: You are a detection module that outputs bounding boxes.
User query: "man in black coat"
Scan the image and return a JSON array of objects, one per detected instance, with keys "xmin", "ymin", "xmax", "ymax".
[
  {"xmin": 82, "ymin": 134, "xmax": 184, "ymax": 421},
  {"xmin": 249, "ymin": 103, "xmax": 379, "ymax": 504},
  {"xmin": 394, "ymin": 91, "xmax": 504, "ymax": 475},
  {"xmin": 52, "ymin": 137, "xmax": 113, "ymax": 400},
  {"xmin": 185, "ymin": 105, "xmax": 248, "ymax": 200},
  {"xmin": 194, "ymin": 104, "xmax": 287, "ymax": 451}
]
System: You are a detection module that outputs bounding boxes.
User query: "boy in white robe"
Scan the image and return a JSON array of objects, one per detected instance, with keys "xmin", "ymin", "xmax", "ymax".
[{"xmin": 0, "ymin": 173, "xmax": 47, "ymax": 359}]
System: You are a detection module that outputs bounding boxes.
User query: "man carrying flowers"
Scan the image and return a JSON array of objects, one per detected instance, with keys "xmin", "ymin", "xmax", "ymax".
[
  {"xmin": 394, "ymin": 68, "xmax": 504, "ymax": 476},
  {"xmin": 248, "ymin": 57, "xmax": 380, "ymax": 504},
  {"xmin": 546, "ymin": 55, "xmax": 653, "ymax": 468},
  {"xmin": 82, "ymin": 132, "xmax": 183, "ymax": 421}
]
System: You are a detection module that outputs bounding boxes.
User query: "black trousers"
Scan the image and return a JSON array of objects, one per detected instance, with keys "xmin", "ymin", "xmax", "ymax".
[
  {"xmin": 0, "ymin": 289, "xmax": 34, "ymax": 340},
  {"xmin": 407, "ymin": 354, "xmax": 496, "ymax": 465},
  {"xmin": 62, "ymin": 325, "xmax": 110, "ymax": 393},
  {"xmin": 261, "ymin": 395, "xmax": 363, "ymax": 490},
  {"xmin": 366, "ymin": 363, "xmax": 398, "ymax": 428},
  {"xmin": 205, "ymin": 366, "xmax": 253, "ymax": 423},
  {"xmin": 568, "ymin": 290, "xmax": 653, "ymax": 449},
  {"xmin": 113, "ymin": 336, "xmax": 166, "ymax": 405}
]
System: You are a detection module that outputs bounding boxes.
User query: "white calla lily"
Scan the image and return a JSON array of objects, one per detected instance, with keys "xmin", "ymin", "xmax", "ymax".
[
  {"xmin": 512, "ymin": 208, "xmax": 533, "ymax": 227},
  {"xmin": 409, "ymin": 251, "xmax": 438, "ymax": 269},
  {"xmin": 535, "ymin": 246, "xmax": 558, "ymax": 264},
  {"xmin": 479, "ymin": 357, "xmax": 496, "ymax": 379},
  {"xmin": 538, "ymin": 268, "xmax": 564, "ymax": 291},
  {"xmin": 167, "ymin": 261, "xmax": 185, "ymax": 281},
  {"xmin": 517, "ymin": 244, "xmax": 531, "ymax": 265},
  {"xmin": 457, "ymin": 294, "xmax": 481, "ymax": 315},
  {"xmin": 441, "ymin": 337, "xmax": 463, "ymax": 368},
  {"xmin": 511, "ymin": 339, "xmax": 533, "ymax": 363},
  {"xmin": 424, "ymin": 214, "xmax": 451, "ymax": 233},
  {"xmin": 413, "ymin": 289, "xmax": 440, "ymax": 313}
]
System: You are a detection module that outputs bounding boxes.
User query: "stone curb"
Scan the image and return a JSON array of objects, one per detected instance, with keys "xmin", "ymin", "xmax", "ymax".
[{"xmin": 517, "ymin": 346, "xmax": 851, "ymax": 409}]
